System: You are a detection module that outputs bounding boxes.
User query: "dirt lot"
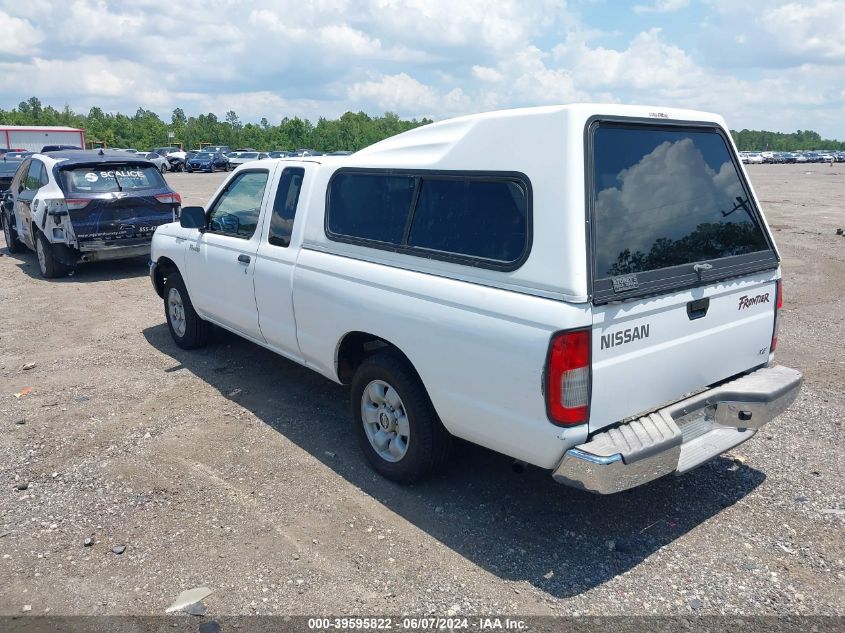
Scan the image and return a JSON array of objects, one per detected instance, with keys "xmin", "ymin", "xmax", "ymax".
[{"xmin": 1, "ymin": 164, "xmax": 843, "ymax": 617}]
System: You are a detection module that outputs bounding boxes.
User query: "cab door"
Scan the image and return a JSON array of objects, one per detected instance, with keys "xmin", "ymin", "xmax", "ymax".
[
  {"xmin": 253, "ymin": 166, "xmax": 306, "ymax": 359},
  {"xmin": 185, "ymin": 168, "xmax": 273, "ymax": 341}
]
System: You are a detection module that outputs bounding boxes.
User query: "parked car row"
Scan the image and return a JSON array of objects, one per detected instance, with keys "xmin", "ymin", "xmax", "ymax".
[
  {"xmin": 739, "ymin": 150, "xmax": 845, "ymax": 164},
  {"xmin": 98, "ymin": 146, "xmax": 350, "ymax": 173}
]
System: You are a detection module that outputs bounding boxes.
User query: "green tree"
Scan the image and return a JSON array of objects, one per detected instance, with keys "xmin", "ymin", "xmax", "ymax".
[{"xmin": 0, "ymin": 97, "xmax": 434, "ymax": 151}]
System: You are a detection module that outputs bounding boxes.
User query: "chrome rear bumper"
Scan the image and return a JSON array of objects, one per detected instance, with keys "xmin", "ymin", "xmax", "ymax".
[{"xmin": 553, "ymin": 365, "xmax": 803, "ymax": 494}]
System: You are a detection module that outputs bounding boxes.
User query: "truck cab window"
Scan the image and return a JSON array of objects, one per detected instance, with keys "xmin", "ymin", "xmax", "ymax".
[
  {"xmin": 268, "ymin": 167, "xmax": 305, "ymax": 247},
  {"xmin": 207, "ymin": 170, "xmax": 269, "ymax": 239}
]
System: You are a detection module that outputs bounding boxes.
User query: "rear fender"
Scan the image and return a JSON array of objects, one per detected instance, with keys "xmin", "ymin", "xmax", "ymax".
[
  {"xmin": 43, "ymin": 199, "xmax": 77, "ymax": 247},
  {"xmin": 30, "ymin": 225, "xmax": 78, "ymax": 266}
]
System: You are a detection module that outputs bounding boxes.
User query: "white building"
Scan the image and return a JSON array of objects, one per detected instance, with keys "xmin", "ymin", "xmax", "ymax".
[{"xmin": 1, "ymin": 125, "xmax": 85, "ymax": 152}]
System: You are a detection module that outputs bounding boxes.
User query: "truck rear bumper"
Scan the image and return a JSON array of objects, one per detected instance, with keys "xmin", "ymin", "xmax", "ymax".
[{"xmin": 552, "ymin": 365, "xmax": 802, "ymax": 494}]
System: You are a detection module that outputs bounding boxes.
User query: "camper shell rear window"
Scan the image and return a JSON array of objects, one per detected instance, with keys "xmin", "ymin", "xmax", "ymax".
[{"xmin": 589, "ymin": 120, "xmax": 778, "ymax": 303}]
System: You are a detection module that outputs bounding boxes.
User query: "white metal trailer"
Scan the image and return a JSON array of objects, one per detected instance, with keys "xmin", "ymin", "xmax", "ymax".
[{"xmin": 1, "ymin": 126, "xmax": 85, "ymax": 152}]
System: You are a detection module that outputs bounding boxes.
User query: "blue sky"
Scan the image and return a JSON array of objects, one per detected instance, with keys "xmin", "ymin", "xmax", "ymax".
[{"xmin": 1, "ymin": 0, "xmax": 843, "ymax": 137}]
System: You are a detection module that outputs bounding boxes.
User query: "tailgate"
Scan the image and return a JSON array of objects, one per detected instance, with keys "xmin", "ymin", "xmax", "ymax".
[
  {"xmin": 586, "ymin": 119, "xmax": 781, "ymax": 432},
  {"xmin": 69, "ymin": 197, "xmax": 174, "ymax": 241},
  {"xmin": 590, "ymin": 273, "xmax": 777, "ymax": 431}
]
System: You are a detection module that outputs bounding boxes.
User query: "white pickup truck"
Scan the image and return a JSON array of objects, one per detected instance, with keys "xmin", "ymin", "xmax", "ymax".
[{"xmin": 149, "ymin": 104, "xmax": 802, "ymax": 493}]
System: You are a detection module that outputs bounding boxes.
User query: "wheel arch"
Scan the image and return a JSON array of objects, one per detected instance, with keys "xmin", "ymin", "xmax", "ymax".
[
  {"xmin": 335, "ymin": 331, "xmax": 421, "ymax": 387},
  {"xmin": 152, "ymin": 256, "xmax": 180, "ymax": 298}
]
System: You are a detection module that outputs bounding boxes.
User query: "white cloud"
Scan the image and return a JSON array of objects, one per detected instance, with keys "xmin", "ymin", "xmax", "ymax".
[
  {"xmin": 701, "ymin": 0, "xmax": 845, "ymax": 67},
  {"xmin": 472, "ymin": 66, "xmax": 505, "ymax": 82},
  {"xmin": 348, "ymin": 73, "xmax": 438, "ymax": 113},
  {"xmin": 0, "ymin": 0, "xmax": 843, "ymax": 139},
  {"xmin": 759, "ymin": 1, "xmax": 845, "ymax": 62},
  {"xmin": 0, "ymin": 10, "xmax": 43, "ymax": 53},
  {"xmin": 633, "ymin": 0, "xmax": 689, "ymax": 14}
]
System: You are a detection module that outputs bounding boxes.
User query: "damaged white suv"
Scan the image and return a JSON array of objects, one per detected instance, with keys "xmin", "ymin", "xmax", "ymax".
[
  {"xmin": 149, "ymin": 104, "xmax": 802, "ymax": 492},
  {"xmin": 2, "ymin": 150, "xmax": 181, "ymax": 277}
]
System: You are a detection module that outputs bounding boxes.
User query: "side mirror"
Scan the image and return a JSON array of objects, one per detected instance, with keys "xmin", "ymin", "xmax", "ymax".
[{"xmin": 180, "ymin": 206, "xmax": 207, "ymax": 230}]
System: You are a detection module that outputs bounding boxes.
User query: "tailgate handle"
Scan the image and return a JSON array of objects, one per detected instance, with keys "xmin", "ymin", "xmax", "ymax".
[{"xmin": 687, "ymin": 297, "xmax": 710, "ymax": 320}]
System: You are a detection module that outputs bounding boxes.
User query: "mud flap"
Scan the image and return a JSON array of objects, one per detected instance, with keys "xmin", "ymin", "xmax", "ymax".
[{"xmin": 50, "ymin": 243, "xmax": 79, "ymax": 266}]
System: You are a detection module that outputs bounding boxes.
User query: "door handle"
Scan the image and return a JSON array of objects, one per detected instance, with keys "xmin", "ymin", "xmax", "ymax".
[
  {"xmin": 687, "ymin": 297, "xmax": 710, "ymax": 320},
  {"xmin": 237, "ymin": 254, "xmax": 251, "ymax": 264}
]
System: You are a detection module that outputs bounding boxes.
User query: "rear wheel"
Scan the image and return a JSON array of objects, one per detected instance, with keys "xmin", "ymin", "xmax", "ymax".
[
  {"xmin": 35, "ymin": 232, "xmax": 67, "ymax": 279},
  {"xmin": 2, "ymin": 211, "xmax": 24, "ymax": 254},
  {"xmin": 164, "ymin": 271, "xmax": 211, "ymax": 349},
  {"xmin": 160, "ymin": 163, "xmax": 168, "ymax": 174},
  {"xmin": 350, "ymin": 351, "xmax": 451, "ymax": 483}
]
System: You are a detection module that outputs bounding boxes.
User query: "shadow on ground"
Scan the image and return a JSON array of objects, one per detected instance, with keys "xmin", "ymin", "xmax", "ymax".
[
  {"xmin": 1, "ymin": 245, "xmax": 149, "ymax": 282},
  {"xmin": 143, "ymin": 322, "xmax": 765, "ymax": 599}
]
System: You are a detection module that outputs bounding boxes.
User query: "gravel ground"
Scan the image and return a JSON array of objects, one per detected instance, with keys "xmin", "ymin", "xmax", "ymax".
[{"xmin": 0, "ymin": 164, "xmax": 843, "ymax": 617}]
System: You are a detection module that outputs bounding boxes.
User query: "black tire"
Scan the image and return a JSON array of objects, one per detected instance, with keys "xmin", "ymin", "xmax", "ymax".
[
  {"xmin": 35, "ymin": 231, "xmax": 67, "ymax": 278},
  {"xmin": 185, "ymin": 165, "xmax": 193, "ymax": 173},
  {"xmin": 163, "ymin": 271, "xmax": 211, "ymax": 349},
  {"xmin": 2, "ymin": 211, "xmax": 24, "ymax": 254},
  {"xmin": 160, "ymin": 163, "xmax": 168, "ymax": 174},
  {"xmin": 350, "ymin": 351, "xmax": 451, "ymax": 483}
]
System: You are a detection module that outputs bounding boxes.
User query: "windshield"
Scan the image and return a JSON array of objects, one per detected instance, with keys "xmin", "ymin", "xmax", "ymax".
[
  {"xmin": 592, "ymin": 124, "xmax": 771, "ymax": 278},
  {"xmin": 194, "ymin": 153, "xmax": 214, "ymax": 160},
  {"xmin": 60, "ymin": 165, "xmax": 167, "ymax": 194},
  {"xmin": 239, "ymin": 152, "xmax": 258, "ymax": 158}
]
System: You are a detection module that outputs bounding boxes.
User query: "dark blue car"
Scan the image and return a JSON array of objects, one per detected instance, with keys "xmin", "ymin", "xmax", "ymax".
[{"xmin": 185, "ymin": 152, "xmax": 230, "ymax": 173}]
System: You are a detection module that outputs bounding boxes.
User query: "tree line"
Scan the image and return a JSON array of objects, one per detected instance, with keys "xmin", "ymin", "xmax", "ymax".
[
  {"xmin": 1, "ymin": 97, "xmax": 432, "ymax": 152},
  {"xmin": 1, "ymin": 96, "xmax": 842, "ymax": 152},
  {"xmin": 731, "ymin": 128, "xmax": 844, "ymax": 151}
]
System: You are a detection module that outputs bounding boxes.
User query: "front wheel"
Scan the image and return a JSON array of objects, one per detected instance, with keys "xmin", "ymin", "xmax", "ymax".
[
  {"xmin": 350, "ymin": 351, "xmax": 451, "ymax": 483},
  {"xmin": 160, "ymin": 163, "xmax": 168, "ymax": 174},
  {"xmin": 35, "ymin": 232, "xmax": 67, "ymax": 278},
  {"xmin": 164, "ymin": 271, "xmax": 211, "ymax": 349},
  {"xmin": 2, "ymin": 211, "xmax": 24, "ymax": 254},
  {"xmin": 185, "ymin": 165, "xmax": 193, "ymax": 173}
]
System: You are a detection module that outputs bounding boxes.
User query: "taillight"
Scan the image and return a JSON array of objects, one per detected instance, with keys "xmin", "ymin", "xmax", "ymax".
[
  {"xmin": 155, "ymin": 193, "xmax": 182, "ymax": 205},
  {"xmin": 546, "ymin": 328, "xmax": 591, "ymax": 426},
  {"xmin": 771, "ymin": 279, "xmax": 782, "ymax": 353},
  {"xmin": 64, "ymin": 199, "xmax": 90, "ymax": 210}
]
